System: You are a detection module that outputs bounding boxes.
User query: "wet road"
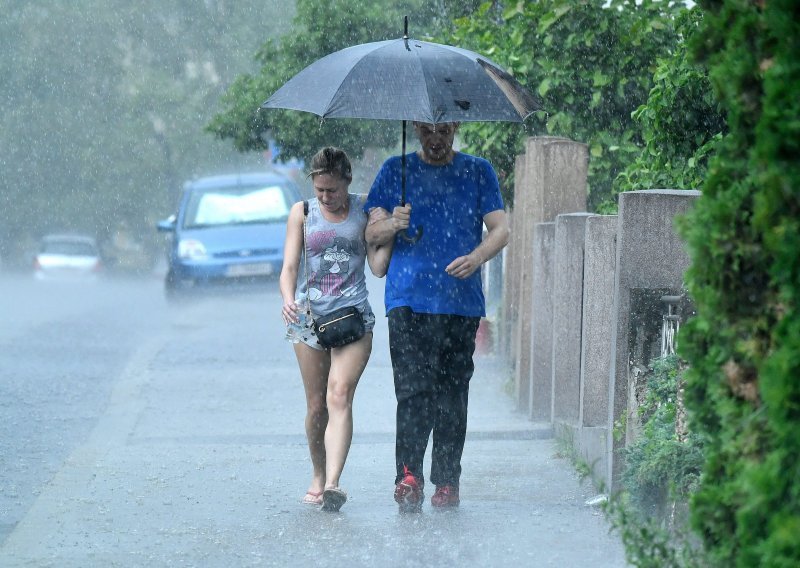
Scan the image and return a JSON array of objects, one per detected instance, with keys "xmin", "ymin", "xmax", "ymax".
[
  {"xmin": 0, "ymin": 274, "xmax": 171, "ymax": 543},
  {"xmin": 0, "ymin": 272, "xmax": 628, "ymax": 567}
]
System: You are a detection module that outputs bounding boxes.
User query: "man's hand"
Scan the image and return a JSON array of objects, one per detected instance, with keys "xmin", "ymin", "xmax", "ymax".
[
  {"xmin": 445, "ymin": 209, "xmax": 509, "ymax": 279},
  {"xmin": 367, "ymin": 205, "xmax": 412, "ymax": 246},
  {"xmin": 445, "ymin": 251, "xmax": 483, "ymax": 279},
  {"xmin": 389, "ymin": 204, "xmax": 411, "ymax": 232}
]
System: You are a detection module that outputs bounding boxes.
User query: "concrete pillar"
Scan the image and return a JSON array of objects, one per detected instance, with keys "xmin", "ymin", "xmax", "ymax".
[
  {"xmin": 483, "ymin": 245, "xmax": 504, "ymax": 317},
  {"xmin": 509, "ymin": 137, "xmax": 587, "ymax": 412},
  {"xmin": 501, "ymin": 155, "xmax": 527, "ymax": 381},
  {"xmin": 551, "ymin": 213, "xmax": 593, "ymax": 432},
  {"xmin": 530, "ymin": 222, "xmax": 555, "ymax": 422},
  {"xmin": 580, "ymin": 215, "xmax": 618, "ymax": 427},
  {"xmin": 607, "ymin": 190, "xmax": 700, "ymax": 489},
  {"xmin": 577, "ymin": 215, "xmax": 618, "ymax": 489}
]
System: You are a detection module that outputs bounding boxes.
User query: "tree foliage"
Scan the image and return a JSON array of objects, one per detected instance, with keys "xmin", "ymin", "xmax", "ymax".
[
  {"xmin": 613, "ymin": 8, "xmax": 726, "ymax": 196},
  {"xmin": 206, "ymin": 0, "xmax": 468, "ymax": 163},
  {"xmin": 0, "ymin": 0, "xmax": 289, "ymax": 265},
  {"xmin": 442, "ymin": 0, "xmax": 690, "ymax": 208},
  {"xmin": 678, "ymin": 0, "xmax": 800, "ymax": 565}
]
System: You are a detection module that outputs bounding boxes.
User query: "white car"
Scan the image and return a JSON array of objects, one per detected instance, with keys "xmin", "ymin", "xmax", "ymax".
[{"xmin": 34, "ymin": 234, "xmax": 103, "ymax": 281}]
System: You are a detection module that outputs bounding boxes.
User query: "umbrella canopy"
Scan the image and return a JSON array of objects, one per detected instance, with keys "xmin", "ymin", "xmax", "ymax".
[
  {"xmin": 262, "ymin": 26, "xmax": 539, "ymax": 242},
  {"xmin": 262, "ymin": 36, "xmax": 540, "ymax": 124}
]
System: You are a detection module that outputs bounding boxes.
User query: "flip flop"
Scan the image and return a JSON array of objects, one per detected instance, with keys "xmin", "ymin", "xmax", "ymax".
[
  {"xmin": 321, "ymin": 487, "xmax": 347, "ymax": 512},
  {"xmin": 302, "ymin": 490, "xmax": 323, "ymax": 505}
]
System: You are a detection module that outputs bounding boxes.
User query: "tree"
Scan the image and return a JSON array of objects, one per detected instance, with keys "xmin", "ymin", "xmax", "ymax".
[
  {"xmin": 679, "ymin": 0, "xmax": 800, "ymax": 564},
  {"xmin": 442, "ymin": 0, "xmax": 690, "ymax": 208},
  {"xmin": 0, "ymin": 0, "xmax": 290, "ymax": 266},
  {"xmin": 206, "ymin": 0, "xmax": 453, "ymax": 164},
  {"xmin": 613, "ymin": 8, "xmax": 726, "ymax": 196}
]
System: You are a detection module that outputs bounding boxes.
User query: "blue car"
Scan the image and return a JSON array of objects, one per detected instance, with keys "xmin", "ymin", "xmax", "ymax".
[{"xmin": 157, "ymin": 172, "xmax": 302, "ymax": 297}]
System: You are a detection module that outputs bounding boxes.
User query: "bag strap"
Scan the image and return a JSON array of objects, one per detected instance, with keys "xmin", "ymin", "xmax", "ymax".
[{"xmin": 301, "ymin": 201, "xmax": 312, "ymax": 317}]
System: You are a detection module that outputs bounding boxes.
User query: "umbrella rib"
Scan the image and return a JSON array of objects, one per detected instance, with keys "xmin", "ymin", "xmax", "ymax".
[
  {"xmin": 477, "ymin": 59, "xmax": 540, "ymax": 120},
  {"xmin": 408, "ymin": 41, "xmax": 435, "ymax": 124}
]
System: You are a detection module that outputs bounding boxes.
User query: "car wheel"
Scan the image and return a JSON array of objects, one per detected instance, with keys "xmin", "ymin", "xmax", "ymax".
[{"xmin": 164, "ymin": 270, "xmax": 193, "ymax": 301}]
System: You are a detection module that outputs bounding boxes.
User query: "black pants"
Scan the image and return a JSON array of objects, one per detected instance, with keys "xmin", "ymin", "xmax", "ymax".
[{"xmin": 388, "ymin": 307, "xmax": 480, "ymax": 488}]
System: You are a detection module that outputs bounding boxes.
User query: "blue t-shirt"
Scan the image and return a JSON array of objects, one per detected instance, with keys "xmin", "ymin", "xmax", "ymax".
[{"xmin": 364, "ymin": 151, "xmax": 504, "ymax": 317}]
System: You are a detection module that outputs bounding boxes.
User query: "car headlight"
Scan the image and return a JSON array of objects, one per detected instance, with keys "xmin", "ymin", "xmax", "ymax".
[{"xmin": 178, "ymin": 239, "xmax": 208, "ymax": 260}]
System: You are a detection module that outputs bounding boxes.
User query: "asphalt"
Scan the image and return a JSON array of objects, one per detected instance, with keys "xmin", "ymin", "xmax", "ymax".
[{"xmin": 0, "ymin": 274, "xmax": 629, "ymax": 567}]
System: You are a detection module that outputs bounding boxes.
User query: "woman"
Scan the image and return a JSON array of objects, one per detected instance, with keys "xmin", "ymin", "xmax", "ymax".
[{"xmin": 280, "ymin": 147, "xmax": 389, "ymax": 512}]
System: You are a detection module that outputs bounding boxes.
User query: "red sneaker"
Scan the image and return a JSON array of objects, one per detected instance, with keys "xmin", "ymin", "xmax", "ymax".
[
  {"xmin": 431, "ymin": 485, "xmax": 460, "ymax": 508},
  {"xmin": 394, "ymin": 466, "xmax": 424, "ymax": 512}
]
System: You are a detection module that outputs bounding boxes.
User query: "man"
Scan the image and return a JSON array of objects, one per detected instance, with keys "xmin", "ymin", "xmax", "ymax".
[{"xmin": 364, "ymin": 121, "xmax": 510, "ymax": 511}]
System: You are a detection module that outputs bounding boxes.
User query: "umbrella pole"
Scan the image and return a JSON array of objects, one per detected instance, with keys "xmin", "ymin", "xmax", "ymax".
[
  {"xmin": 399, "ymin": 119, "xmax": 423, "ymax": 243},
  {"xmin": 401, "ymin": 120, "xmax": 407, "ymax": 205},
  {"xmin": 399, "ymin": 16, "xmax": 421, "ymax": 243}
]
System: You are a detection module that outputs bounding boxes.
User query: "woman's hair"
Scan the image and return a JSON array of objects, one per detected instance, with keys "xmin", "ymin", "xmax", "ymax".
[{"xmin": 308, "ymin": 147, "xmax": 352, "ymax": 182}]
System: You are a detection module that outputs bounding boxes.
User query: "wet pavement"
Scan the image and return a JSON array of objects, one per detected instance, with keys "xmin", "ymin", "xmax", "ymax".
[{"xmin": 0, "ymin": 274, "xmax": 628, "ymax": 567}]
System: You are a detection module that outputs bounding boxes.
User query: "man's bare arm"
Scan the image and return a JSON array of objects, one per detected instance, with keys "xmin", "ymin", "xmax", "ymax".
[{"xmin": 445, "ymin": 209, "xmax": 510, "ymax": 280}]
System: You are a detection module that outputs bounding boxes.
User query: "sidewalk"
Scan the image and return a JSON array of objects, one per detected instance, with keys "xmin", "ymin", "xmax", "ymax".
[{"xmin": 0, "ymin": 280, "xmax": 629, "ymax": 567}]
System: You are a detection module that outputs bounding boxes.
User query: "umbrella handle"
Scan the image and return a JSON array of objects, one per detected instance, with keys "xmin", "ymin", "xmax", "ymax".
[
  {"xmin": 400, "ymin": 226, "xmax": 423, "ymax": 243},
  {"xmin": 399, "ymin": 119, "xmax": 423, "ymax": 243}
]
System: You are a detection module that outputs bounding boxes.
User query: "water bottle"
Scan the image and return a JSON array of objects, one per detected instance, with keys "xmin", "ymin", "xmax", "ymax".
[{"xmin": 285, "ymin": 293, "xmax": 313, "ymax": 343}]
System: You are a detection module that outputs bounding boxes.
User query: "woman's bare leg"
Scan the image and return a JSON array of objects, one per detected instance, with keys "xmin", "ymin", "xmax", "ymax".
[
  {"xmin": 294, "ymin": 343, "xmax": 331, "ymax": 495},
  {"xmin": 324, "ymin": 333, "xmax": 372, "ymax": 489}
]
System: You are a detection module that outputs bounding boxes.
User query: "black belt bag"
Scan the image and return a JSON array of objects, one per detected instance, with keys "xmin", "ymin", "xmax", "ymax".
[{"xmin": 312, "ymin": 305, "xmax": 365, "ymax": 349}]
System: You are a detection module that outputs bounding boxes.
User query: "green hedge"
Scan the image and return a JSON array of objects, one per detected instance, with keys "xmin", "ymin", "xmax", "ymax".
[{"xmin": 679, "ymin": 1, "xmax": 800, "ymax": 565}]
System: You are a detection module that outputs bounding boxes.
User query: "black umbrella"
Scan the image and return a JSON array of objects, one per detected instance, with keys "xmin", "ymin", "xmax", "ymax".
[{"xmin": 262, "ymin": 18, "xmax": 540, "ymax": 241}]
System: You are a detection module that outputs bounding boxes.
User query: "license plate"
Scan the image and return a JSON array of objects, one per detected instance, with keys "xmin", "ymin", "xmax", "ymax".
[{"xmin": 226, "ymin": 263, "xmax": 273, "ymax": 277}]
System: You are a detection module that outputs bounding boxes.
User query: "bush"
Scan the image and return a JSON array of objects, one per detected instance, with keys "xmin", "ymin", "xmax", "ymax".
[
  {"xmin": 678, "ymin": 1, "xmax": 800, "ymax": 565},
  {"xmin": 608, "ymin": 355, "xmax": 705, "ymax": 568}
]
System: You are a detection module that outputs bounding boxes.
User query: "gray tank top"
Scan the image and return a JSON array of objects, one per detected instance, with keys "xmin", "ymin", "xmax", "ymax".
[{"xmin": 299, "ymin": 194, "xmax": 371, "ymax": 316}]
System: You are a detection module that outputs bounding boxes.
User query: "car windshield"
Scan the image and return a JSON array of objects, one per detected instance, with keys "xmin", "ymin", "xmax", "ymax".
[
  {"xmin": 41, "ymin": 240, "xmax": 97, "ymax": 256},
  {"xmin": 183, "ymin": 184, "xmax": 291, "ymax": 229}
]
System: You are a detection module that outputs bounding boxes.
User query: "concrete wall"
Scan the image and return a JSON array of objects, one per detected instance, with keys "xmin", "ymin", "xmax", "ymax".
[
  {"xmin": 496, "ymin": 146, "xmax": 702, "ymax": 493},
  {"xmin": 530, "ymin": 222, "xmax": 555, "ymax": 422},
  {"xmin": 551, "ymin": 213, "xmax": 593, "ymax": 427},
  {"xmin": 577, "ymin": 215, "xmax": 618, "ymax": 488},
  {"xmin": 509, "ymin": 138, "xmax": 587, "ymax": 412},
  {"xmin": 500, "ymin": 155, "xmax": 527, "ymax": 370},
  {"xmin": 606, "ymin": 190, "xmax": 700, "ymax": 489},
  {"xmin": 580, "ymin": 215, "xmax": 618, "ymax": 428},
  {"xmin": 505, "ymin": 189, "xmax": 699, "ymax": 491}
]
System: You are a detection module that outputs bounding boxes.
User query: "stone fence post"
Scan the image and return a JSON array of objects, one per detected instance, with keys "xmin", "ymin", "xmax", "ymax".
[
  {"xmin": 607, "ymin": 190, "xmax": 700, "ymax": 489},
  {"xmin": 551, "ymin": 213, "xmax": 593, "ymax": 438},
  {"xmin": 578, "ymin": 215, "xmax": 618, "ymax": 488},
  {"xmin": 505, "ymin": 137, "xmax": 587, "ymax": 411},
  {"xmin": 530, "ymin": 222, "xmax": 555, "ymax": 422}
]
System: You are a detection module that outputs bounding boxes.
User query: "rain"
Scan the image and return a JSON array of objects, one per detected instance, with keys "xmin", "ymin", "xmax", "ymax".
[{"xmin": 4, "ymin": 0, "xmax": 793, "ymax": 566}]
